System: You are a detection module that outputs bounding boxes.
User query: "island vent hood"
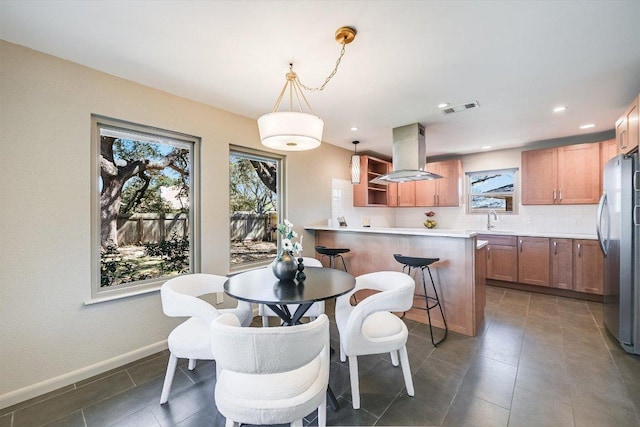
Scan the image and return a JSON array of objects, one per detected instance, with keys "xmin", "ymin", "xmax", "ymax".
[{"xmin": 370, "ymin": 123, "xmax": 442, "ymax": 184}]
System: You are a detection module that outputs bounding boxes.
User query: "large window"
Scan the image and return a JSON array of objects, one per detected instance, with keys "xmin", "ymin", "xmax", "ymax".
[
  {"xmin": 229, "ymin": 145, "xmax": 284, "ymax": 271},
  {"xmin": 90, "ymin": 115, "xmax": 200, "ymax": 302},
  {"xmin": 467, "ymin": 169, "xmax": 518, "ymax": 213}
]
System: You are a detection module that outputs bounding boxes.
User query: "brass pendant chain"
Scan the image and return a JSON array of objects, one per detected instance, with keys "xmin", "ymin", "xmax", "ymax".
[{"xmin": 295, "ymin": 40, "xmax": 348, "ymax": 92}]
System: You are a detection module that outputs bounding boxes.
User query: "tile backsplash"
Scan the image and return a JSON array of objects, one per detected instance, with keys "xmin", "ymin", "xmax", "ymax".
[{"xmin": 331, "ymin": 179, "xmax": 598, "ymax": 235}]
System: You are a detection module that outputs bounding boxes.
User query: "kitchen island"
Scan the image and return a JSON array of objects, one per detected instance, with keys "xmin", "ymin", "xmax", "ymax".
[{"xmin": 305, "ymin": 226, "xmax": 485, "ymax": 337}]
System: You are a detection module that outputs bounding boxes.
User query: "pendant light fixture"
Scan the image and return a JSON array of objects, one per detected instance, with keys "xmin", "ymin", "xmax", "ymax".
[
  {"xmin": 350, "ymin": 140, "xmax": 361, "ymax": 184},
  {"xmin": 258, "ymin": 26, "xmax": 357, "ymax": 151}
]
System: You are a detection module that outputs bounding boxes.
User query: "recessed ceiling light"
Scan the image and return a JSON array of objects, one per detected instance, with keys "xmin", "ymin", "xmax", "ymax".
[
  {"xmin": 438, "ymin": 103, "xmax": 449, "ymax": 109},
  {"xmin": 553, "ymin": 106, "xmax": 567, "ymax": 113},
  {"xmin": 481, "ymin": 146, "xmax": 492, "ymax": 150},
  {"xmin": 350, "ymin": 127, "xmax": 358, "ymax": 131},
  {"xmin": 579, "ymin": 123, "xmax": 596, "ymax": 129}
]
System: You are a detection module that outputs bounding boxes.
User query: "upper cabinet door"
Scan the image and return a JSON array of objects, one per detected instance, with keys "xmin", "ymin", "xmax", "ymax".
[
  {"xmin": 397, "ymin": 181, "xmax": 416, "ymax": 206},
  {"xmin": 617, "ymin": 94, "xmax": 639, "ymax": 155},
  {"xmin": 557, "ymin": 142, "xmax": 601, "ymax": 204},
  {"xmin": 522, "ymin": 142, "xmax": 601, "ymax": 205},
  {"xmin": 435, "ymin": 159, "xmax": 462, "ymax": 207},
  {"xmin": 415, "ymin": 159, "xmax": 461, "ymax": 207},
  {"xmin": 521, "ymin": 148, "xmax": 558, "ymax": 204}
]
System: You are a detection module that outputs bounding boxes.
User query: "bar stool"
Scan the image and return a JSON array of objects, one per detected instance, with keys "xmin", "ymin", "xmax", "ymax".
[
  {"xmin": 314, "ymin": 246, "xmax": 350, "ymax": 272},
  {"xmin": 393, "ymin": 254, "xmax": 448, "ymax": 346}
]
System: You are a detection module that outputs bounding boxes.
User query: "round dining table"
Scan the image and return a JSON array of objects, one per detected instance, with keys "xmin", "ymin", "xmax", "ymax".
[{"xmin": 224, "ymin": 266, "xmax": 355, "ymax": 326}]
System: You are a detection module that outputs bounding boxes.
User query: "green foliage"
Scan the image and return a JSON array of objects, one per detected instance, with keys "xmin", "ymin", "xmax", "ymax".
[
  {"xmin": 100, "ymin": 233, "xmax": 189, "ymax": 287},
  {"xmin": 229, "ymin": 156, "xmax": 276, "ymax": 213},
  {"xmin": 114, "ymin": 138, "xmax": 190, "ymax": 215},
  {"xmin": 100, "ymin": 240, "xmax": 151, "ymax": 287},
  {"xmin": 144, "ymin": 232, "xmax": 190, "ymax": 274}
]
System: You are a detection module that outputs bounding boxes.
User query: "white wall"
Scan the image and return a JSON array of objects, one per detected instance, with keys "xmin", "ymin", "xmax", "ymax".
[{"xmin": 0, "ymin": 40, "xmax": 351, "ymax": 408}]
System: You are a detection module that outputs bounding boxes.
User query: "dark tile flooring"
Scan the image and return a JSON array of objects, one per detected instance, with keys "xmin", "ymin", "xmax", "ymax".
[{"xmin": 2, "ymin": 286, "xmax": 640, "ymax": 427}]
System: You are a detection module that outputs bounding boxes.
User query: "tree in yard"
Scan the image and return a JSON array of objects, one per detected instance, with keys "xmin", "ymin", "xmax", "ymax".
[
  {"xmin": 100, "ymin": 136, "xmax": 189, "ymax": 248},
  {"xmin": 230, "ymin": 156, "xmax": 277, "ymax": 213}
]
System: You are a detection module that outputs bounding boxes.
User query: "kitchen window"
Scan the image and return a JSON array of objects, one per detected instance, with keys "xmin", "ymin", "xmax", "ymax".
[
  {"xmin": 229, "ymin": 145, "xmax": 285, "ymax": 271},
  {"xmin": 466, "ymin": 168, "xmax": 518, "ymax": 213},
  {"xmin": 90, "ymin": 115, "xmax": 200, "ymax": 303}
]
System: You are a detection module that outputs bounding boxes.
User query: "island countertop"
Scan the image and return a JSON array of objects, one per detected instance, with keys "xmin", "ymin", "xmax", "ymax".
[{"xmin": 304, "ymin": 225, "xmax": 478, "ymax": 238}]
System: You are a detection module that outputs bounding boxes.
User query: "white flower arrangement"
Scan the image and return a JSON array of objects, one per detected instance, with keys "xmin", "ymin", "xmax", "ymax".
[{"xmin": 277, "ymin": 219, "xmax": 303, "ymax": 256}]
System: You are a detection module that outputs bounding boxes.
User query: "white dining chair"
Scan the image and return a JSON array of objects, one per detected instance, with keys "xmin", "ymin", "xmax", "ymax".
[
  {"xmin": 159, "ymin": 273, "xmax": 253, "ymax": 405},
  {"xmin": 211, "ymin": 313, "xmax": 330, "ymax": 427},
  {"xmin": 259, "ymin": 257, "xmax": 325, "ymax": 326},
  {"xmin": 335, "ymin": 271, "xmax": 415, "ymax": 409}
]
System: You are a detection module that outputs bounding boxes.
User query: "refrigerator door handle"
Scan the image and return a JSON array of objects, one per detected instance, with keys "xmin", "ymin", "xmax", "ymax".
[{"xmin": 597, "ymin": 192, "xmax": 608, "ymax": 255}]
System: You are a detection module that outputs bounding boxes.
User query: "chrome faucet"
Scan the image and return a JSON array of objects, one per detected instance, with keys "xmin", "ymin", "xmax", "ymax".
[{"xmin": 487, "ymin": 209, "xmax": 498, "ymax": 230}]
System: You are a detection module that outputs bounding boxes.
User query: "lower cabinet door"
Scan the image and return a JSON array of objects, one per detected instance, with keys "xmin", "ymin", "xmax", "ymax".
[
  {"xmin": 487, "ymin": 244, "xmax": 518, "ymax": 282},
  {"xmin": 518, "ymin": 237, "xmax": 550, "ymax": 286},
  {"xmin": 550, "ymin": 238, "xmax": 574, "ymax": 289},
  {"xmin": 574, "ymin": 240, "xmax": 604, "ymax": 294}
]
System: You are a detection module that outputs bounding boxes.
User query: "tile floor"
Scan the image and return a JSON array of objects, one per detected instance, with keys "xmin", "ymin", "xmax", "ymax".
[{"xmin": 1, "ymin": 286, "xmax": 639, "ymax": 427}]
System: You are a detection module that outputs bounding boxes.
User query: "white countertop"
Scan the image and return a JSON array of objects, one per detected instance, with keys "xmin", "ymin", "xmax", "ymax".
[
  {"xmin": 305, "ymin": 225, "xmax": 598, "ymax": 241},
  {"xmin": 305, "ymin": 225, "xmax": 478, "ymax": 238}
]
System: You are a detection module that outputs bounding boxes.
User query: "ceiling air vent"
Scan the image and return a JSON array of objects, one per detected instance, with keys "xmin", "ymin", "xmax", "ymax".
[{"xmin": 441, "ymin": 100, "xmax": 480, "ymax": 114}]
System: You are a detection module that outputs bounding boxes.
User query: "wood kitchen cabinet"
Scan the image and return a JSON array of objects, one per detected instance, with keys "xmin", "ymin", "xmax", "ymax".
[
  {"xmin": 517, "ymin": 237, "xmax": 550, "ymax": 286},
  {"xmin": 479, "ymin": 234, "xmax": 518, "ymax": 282},
  {"xmin": 397, "ymin": 181, "xmax": 416, "ymax": 206},
  {"xmin": 574, "ymin": 239, "xmax": 604, "ymax": 294},
  {"xmin": 415, "ymin": 159, "xmax": 462, "ymax": 207},
  {"xmin": 550, "ymin": 238, "xmax": 573, "ymax": 290},
  {"xmin": 615, "ymin": 94, "xmax": 639, "ymax": 155},
  {"xmin": 600, "ymin": 138, "xmax": 618, "ymax": 186},
  {"xmin": 353, "ymin": 155, "xmax": 395, "ymax": 207},
  {"xmin": 521, "ymin": 142, "xmax": 601, "ymax": 205}
]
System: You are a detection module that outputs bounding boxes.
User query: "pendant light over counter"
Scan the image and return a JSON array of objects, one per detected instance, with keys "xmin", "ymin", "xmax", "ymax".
[
  {"xmin": 257, "ymin": 26, "xmax": 357, "ymax": 151},
  {"xmin": 350, "ymin": 140, "xmax": 361, "ymax": 184}
]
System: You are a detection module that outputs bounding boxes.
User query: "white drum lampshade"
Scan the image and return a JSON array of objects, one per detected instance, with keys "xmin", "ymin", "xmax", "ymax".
[{"xmin": 258, "ymin": 112, "xmax": 323, "ymax": 151}]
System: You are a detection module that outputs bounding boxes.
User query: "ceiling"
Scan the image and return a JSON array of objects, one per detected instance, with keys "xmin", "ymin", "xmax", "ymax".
[{"xmin": 1, "ymin": 1, "xmax": 639, "ymax": 158}]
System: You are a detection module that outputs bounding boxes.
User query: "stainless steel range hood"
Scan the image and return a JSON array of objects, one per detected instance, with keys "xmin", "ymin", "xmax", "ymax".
[{"xmin": 370, "ymin": 123, "xmax": 442, "ymax": 184}]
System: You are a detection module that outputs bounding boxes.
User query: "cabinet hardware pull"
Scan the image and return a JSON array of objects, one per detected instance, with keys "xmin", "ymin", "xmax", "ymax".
[
  {"xmin": 559, "ymin": 189, "xmax": 562, "ymax": 201},
  {"xmin": 437, "ymin": 195, "xmax": 440, "ymax": 205},
  {"xmin": 519, "ymin": 239, "xmax": 523, "ymax": 252},
  {"xmin": 577, "ymin": 243, "xmax": 582, "ymax": 257},
  {"xmin": 553, "ymin": 241, "xmax": 557, "ymax": 255},
  {"xmin": 433, "ymin": 195, "xmax": 436, "ymax": 205},
  {"xmin": 553, "ymin": 189, "xmax": 557, "ymax": 202},
  {"xmin": 633, "ymin": 205, "xmax": 639, "ymax": 227},
  {"xmin": 487, "ymin": 248, "xmax": 491, "ymax": 259}
]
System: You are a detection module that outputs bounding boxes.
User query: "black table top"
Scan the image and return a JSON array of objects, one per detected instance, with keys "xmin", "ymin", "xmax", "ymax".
[{"xmin": 224, "ymin": 267, "xmax": 355, "ymax": 305}]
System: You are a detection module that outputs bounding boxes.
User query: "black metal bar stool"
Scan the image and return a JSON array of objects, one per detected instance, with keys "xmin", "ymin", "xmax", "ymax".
[
  {"xmin": 314, "ymin": 246, "xmax": 350, "ymax": 271},
  {"xmin": 393, "ymin": 254, "xmax": 448, "ymax": 346}
]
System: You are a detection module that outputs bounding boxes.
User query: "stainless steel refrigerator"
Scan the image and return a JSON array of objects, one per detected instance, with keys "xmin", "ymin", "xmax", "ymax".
[{"xmin": 597, "ymin": 152, "xmax": 640, "ymax": 354}]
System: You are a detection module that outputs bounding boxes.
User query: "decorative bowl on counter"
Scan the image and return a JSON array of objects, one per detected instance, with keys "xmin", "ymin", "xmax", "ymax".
[{"xmin": 424, "ymin": 219, "xmax": 437, "ymax": 229}]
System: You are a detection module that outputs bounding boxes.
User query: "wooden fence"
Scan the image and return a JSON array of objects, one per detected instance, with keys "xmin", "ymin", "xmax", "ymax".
[
  {"xmin": 115, "ymin": 211, "xmax": 277, "ymax": 245},
  {"xmin": 116, "ymin": 213, "xmax": 188, "ymax": 245},
  {"xmin": 230, "ymin": 212, "xmax": 277, "ymax": 242}
]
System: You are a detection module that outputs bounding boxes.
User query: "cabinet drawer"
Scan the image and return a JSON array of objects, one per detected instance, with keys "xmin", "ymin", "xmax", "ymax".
[{"xmin": 477, "ymin": 234, "xmax": 517, "ymax": 246}]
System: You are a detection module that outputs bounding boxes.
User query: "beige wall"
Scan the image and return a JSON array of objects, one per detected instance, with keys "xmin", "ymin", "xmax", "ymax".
[{"xmin": 0, "ymin": 40, "xmax": 351, "ymax": 407}]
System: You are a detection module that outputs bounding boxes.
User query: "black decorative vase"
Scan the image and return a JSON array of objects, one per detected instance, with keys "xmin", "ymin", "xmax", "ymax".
[
  {"xmin": 296, "ymin": 257, "xmax": 306, "ymax": 281},
  {"xmin": 272, "ymin": 251, "xmax": 298, "ymax": 281}
]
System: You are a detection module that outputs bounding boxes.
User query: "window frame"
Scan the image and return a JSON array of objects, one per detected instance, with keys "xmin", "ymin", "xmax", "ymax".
[
  {"xmin": 466, "ymin": 168, "xmax": 519, "ymax": 214},
  {"xmin": 88, "ymin": 115, "xmax": 201, "ymax": 304},
  {"xmin": 229, "ymin": 144, "xmax": 286, "ymax": 273}
]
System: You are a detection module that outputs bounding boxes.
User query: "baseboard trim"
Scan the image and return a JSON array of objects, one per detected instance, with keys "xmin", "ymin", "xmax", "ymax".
[{"xmin": 0, "ymin": 340, "xmax": 168, "ymax": 410}]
